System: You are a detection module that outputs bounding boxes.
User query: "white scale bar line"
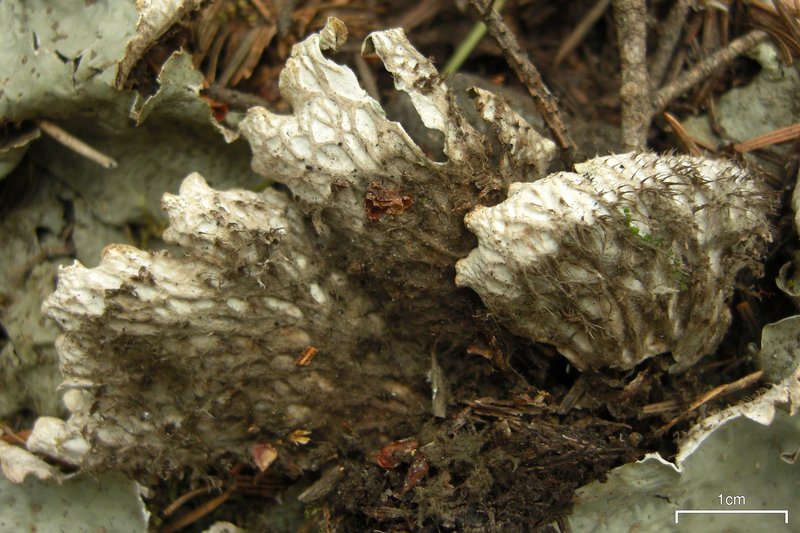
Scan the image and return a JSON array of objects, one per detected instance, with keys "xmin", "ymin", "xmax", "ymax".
[{"xmin": 675, "ymin": 510, "xmax": 789, "ymax": 524}]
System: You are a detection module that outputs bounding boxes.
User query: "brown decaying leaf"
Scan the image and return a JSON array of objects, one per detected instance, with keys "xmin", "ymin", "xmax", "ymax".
[{"xmin": 364, "ymin": 182, "xmax": 413, "ymax": 221}]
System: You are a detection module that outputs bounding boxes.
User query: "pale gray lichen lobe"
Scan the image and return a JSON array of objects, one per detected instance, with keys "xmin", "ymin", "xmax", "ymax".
[
  {"xmin": 40, "ymin": 18, "xmax": 559, "ymax": 477},
  {"xmin": 42, "ymin": 174, "xmax": 424, "ymax": 475}
]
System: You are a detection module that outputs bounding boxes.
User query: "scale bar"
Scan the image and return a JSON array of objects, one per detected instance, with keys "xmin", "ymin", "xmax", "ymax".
[{"xmin": 675, "ymin": 510, "xmax": 788, "ymax": 524}]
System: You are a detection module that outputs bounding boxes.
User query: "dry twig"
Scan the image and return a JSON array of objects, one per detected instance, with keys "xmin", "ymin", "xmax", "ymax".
[
  {"xmin": 653, "ymin": 30, "xmax": 769, "ymax": 112},
  {"xmin": 686, "ymin": 370, "xmax": 764, "ymax": 412},
  {"xmin": 0, "ymin": 423, "xmax": 30, "ymax": 446},
  {"xmin": 249, "ymin": 0, "xmax": 273, "ymax": 21},
  {"xmin": 612, "ymin": 0, "xmax": 651, "ymax": 151},
  {"xmin": 649, "ymin": 0, "xmax": 692, "ymax": 85},
  {"xmin": 160, "ymin": 484, "xmax": 236, "ymax": 533},
  {"xmin": 468, "ymin": 0, "xmax": 578, "ymax": 167},
  {"xmin": 203, "ymin": 84, "xmax": 273, "ymax": 111},
  {"xmin": 36, "ymin": 120, "xmax": 117, "ymax": 169},
  {"xmin": 658, "ymin": 370, "xmax": 765, "ymax": 434},
  {"xmin": 162, "ymin": 485, "xmax": 218, "ymax": 517},
  {"xmin": 392, "ymin": 0, "xmax": 446, "ymax": 33},
  {"xmin": 553, "ymin": 0, "xmax": 612, "ymax": 67}
]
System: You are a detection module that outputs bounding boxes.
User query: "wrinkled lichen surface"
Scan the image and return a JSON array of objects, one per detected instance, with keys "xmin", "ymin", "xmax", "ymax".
[
  {"xmin": 37, "ymin": 18, "xmax": 775, "ymax": 483},
  {"xmin": 39, "ymin": 19, "xmax": 557, "ymax": 477},
  {"xmin": 456, "ymin": 152, "xmax": 773, "ymax": 369},
  {"xmin": 15, "ymin": 12, "xmax": 783, "ymax": 533}
]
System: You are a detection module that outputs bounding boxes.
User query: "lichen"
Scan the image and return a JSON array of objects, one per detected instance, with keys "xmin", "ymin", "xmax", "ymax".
[
  {"xmin": 456, "ymin": 152, "xmax": 774, "ymax": 370},
  {"xmin": 35, "ymin": 19, "xmax": 773, "ymax": 494}
]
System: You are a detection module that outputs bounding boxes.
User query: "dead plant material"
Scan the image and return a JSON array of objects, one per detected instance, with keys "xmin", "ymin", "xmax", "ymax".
[
  {"xmin": 401, "ymin": 452, "xmax": 430, "ymax": 495},
  {"xmin": 192, "ymin": 0, "xmax": 278, "ymax": 88},
  {"xmin": 161, "ymin": 464, "xmax": 287, "ymax": 531},
  {"xmin": 364, "ymin": 182, "xmax": 413, "ymax": 221},
  {"xmin": 687, "ymin": 370, "xmax": 765, "ymax": 412},
  {"xmin": 658, "ymin": 370, "xmax": 765, "ymax": 434},
  {"xmin": 747, "ymin": 0, "xmax": 800, "ymax": 64},
  {"xmin": 35, "ymin": 120, "xmax": 117, "ymax": 169},
  {"xmin": 556, "ymin": 375, "xmax": 587, "ymax": 415},
  {"xmin": 161, "ymin": 484, "xmax": 236, "ymax": 533},
  {"xmin": 553, "ymin": 0, "xmax": 611, "ymax": 67},
  {"xmin": 374, "ymin": 437, "xmax": 419, "ymax": 469},
  {"xmin": 649, "ymin": 0, "xmax": 692, "ymax": 85},
  {"xmin": 392, "ymin": 0, "xmax": 446, "ymax": 33},
  {"xmin": 298, "ymin": 465, "xmax": 346, "ymax": 503},
  {"xmin": 653, "ymin": 29, "xmax": 769, "ymax": 112},
  {"xmin": 662, "ymin": 111, "xmax": 702, "ymax": 155},
  {"xmin": 0, "ymin": 423, "xmax": 30, "ymax": 446},
  {"xmin": 641, "ymin": 399, "xmax": 681, "ymax": 416},
  {"xmin": 333, "ymin": 400, "xmax": 640, "ymax": 531},
  {"xmin": 733, "ymin": 122, "xmax": 800, "ymax": 152},
  {"xmin": 162, "ymin": 485, "xmax": 220, "ymax": 517},
  {"xmin": 202, "ymin": 84, "xmax": 272, "ymax": 111},
  {"xmin": 468, "ymin": 0, "xmax": 578, "ymax": 168},
  {"xmin": 251, "ymin": 442, "xmax": 278, "ymax": 471},
  {"xmin": 288, "ymin": 429, "xmax": 312, "ymax": 445},
  {"xmin": 249, "ymin": 0, "xmax": 274, "ymax": 22},
  {"xmin": 191, "ymin": 0, "xmax": 385, "ymax": 91},
  {"xmin": 295, "ymin": 345, "xmax": 319, "ymax": 366}
]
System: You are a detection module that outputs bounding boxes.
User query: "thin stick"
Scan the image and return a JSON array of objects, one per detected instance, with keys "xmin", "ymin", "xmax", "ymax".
[
  {"xmin": 658, "ymin": 370, "xmax": 764, "ymax": 434},
  {"xmin": 204, "ymin": 84, "xmax": 273, "ymax": 111},
  {"xmin": 393, "ymin": 0, "xmax": 445, "ymax": 33},
  {"xmin": 553, "ymin": 0, "xmax": 612, "ymax": 67},
  {"xmin": 162, "ymin": 485, "xmax": 217, "ymax": 517},
  {"xmin": 613, "ymin": 0, "xmax": 651, "ymax": 151},
  {"xmin": 686, "ymin": 370, "xmax": 764, "ymax": 412},
  {"xmin": 734, "ymin": 122, "xmax": 800, "ymax": 152},
  {"xmin": 36, "ymin": 120, "xmax": 117, "ymax": 169},
  {"xmin": 160, "ymin": 484, "xmax": 235, "ymax": 533},
  {"xmin": 556, "ymin": 374, "xmax": 587, "ymax": 415},
  {"xmin": 652, "ymin": 30, "xmax": 769, "ymax": 113},
  {"xmin": 0, "ymin": 423, "xmax": 30, "ymax": 446},
  {"xmin": 641, "ymin": 399, "xmax": 680, "ymax": 416},
  {"xmin": 649, "ymin": 0, "xmax": 691, "ymax": 86},
  {"xmin": 217, "ymin": 26, "xmax": 261, "ymax": 88},
  {"xmin": 468, "ymin": 0, "xmax": 578, "ymax": 168}
]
